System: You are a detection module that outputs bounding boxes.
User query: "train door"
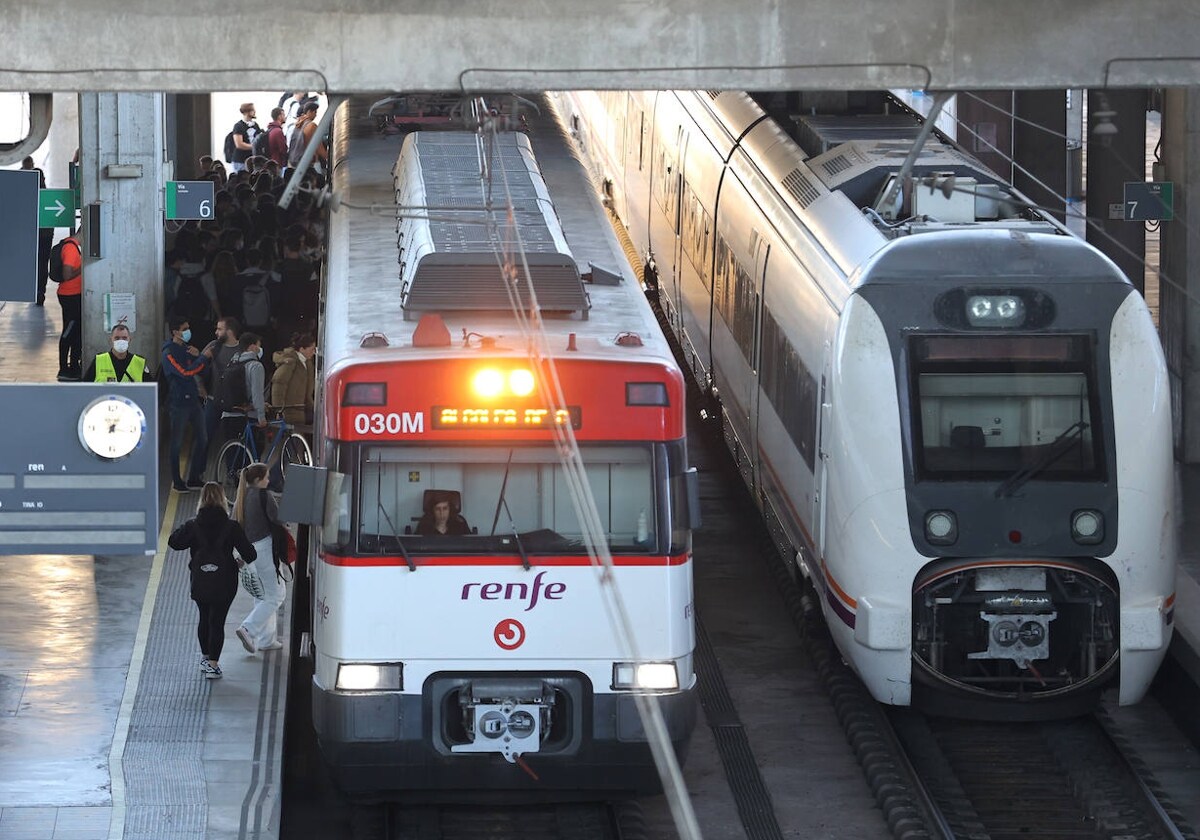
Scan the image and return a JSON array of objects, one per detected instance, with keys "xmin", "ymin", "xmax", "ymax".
[
  {"xmin": 813, "ymin": 343, "xmax": 832, "ymax": 558},
  {"xmin": 748, "ymin": 238, "xmax": 770, "ymax": 496}
]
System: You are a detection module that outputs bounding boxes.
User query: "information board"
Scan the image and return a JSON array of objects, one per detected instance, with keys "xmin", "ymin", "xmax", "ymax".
[
  {"xmin": 165, "ymin": 180, "xmax": 215, "ymax": 220},
  {"xmin": 0, "ymin": 170, "xmax": 39, "ymax": 303},
  {"xmin": 0, "ymin": 384, "xmax": 159, "ymax": 555},
  {"xmin": 1124, "ymin": 181, "xmax": 1174, "ymax": 221},
  {"xmin": 39, "ymin": 188, "xmax": 77, "ymax": 228}
]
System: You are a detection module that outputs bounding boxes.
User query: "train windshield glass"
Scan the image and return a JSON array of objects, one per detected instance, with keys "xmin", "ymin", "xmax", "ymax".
[
  {"xmin": 909, "ymin": 334, "xmax": 1104, "ymax": 481},
  {"xmin": 356, "ymin": 444, "xmax": 662, "ymax": 555}
]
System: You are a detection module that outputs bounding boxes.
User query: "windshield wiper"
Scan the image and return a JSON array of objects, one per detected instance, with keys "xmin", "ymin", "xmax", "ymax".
[
  {"xmin": 994, "ymin": 420, "xmax": 1089, "ymax": 499},
  {"xmin": 489, "ymin": 449, "xmax": 531, "ymax": 569},
  {"xmin": 375, "ymin": 466, "xmax": 414, "ymax": 571}
]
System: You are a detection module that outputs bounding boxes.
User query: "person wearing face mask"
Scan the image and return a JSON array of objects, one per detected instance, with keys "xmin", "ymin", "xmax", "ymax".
[
  {"xmin": 85, "ymin": 324, "xmax": 154, "ymax": 383},
  {"xmin": 163, "ymin": 317, "xmax": 209, "ymax": 492}
]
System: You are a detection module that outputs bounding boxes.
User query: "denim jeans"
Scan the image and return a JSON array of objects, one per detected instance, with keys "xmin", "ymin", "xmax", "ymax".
[{"xmin": 168, "ymin": 401, "xmax": 208, "ymax": 485}]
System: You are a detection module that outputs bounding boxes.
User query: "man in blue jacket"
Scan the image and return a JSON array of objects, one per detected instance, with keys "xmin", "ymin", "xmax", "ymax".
[{"xmin": 162, "ymin": 316, "xmax": 209, "ymax": 492}]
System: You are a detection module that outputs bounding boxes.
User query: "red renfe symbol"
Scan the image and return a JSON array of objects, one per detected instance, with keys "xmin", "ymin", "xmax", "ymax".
[{"xmin": 494, "ymin": 618, "xmax": 525, "ymax": 650}]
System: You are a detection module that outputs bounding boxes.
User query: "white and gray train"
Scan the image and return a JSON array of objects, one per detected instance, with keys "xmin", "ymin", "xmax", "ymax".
[{"xmin": 552, "ymin": 90, "xmax": 1177, "ymax": 718}]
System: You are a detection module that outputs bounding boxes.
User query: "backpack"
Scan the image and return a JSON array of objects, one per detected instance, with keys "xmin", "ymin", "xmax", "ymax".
[
  {"xmin": 287, "ymin": 126, "xmax": 308, "ymax": 167},
  {"xmin": 241, "ymin": 277, "xmax": 271, "ymax": 327},
  {"xmin": 48, "ymin": 237, "xmax": 76, "ymax": 283},
  {"xmin": 170, "ymin": 274, "xmax": 210, "ymax": 322},
  {"xmin": 223, "ymin": 130, "xmax": 236, "ymax": 164},
  {"xmin": 216, "ymin": 358, "xmax": 250, "ymax": 412},
  {"xmin": 252, "ymin": 127, "xmax": 272, "ymax": 159}
]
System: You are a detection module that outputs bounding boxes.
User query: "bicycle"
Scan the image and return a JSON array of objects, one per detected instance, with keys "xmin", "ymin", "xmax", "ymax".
[{"xmin": 210, "ymin": 406, "xmax": 313, "ymax": 505}]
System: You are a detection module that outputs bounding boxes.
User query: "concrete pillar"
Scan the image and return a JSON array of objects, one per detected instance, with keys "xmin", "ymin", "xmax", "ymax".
[
  {"xmin": 166, "ymin": 94, "xmax": 212, "ymax": 181},
  {"xmin": 1013, "ymin": 90, "xmax": 1067, "ymax": 222},
  {"xmin": 77, "ymin": 93, "xmax": 165, "ymax": 372},
  {"xmin": 1084, "ymin": 89, "xmax": 1147, "ymax": 292},
  {"xmin": 956, "ymin": 90, "xmax": 1014, "ymax": 183},
  {"xmin": 1160, "ymin": 88, "xmax": 1200, "ymax": 461}
]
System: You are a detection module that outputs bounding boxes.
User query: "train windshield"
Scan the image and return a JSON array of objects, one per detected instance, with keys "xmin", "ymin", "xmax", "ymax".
[
  {"xmin": 909, "ymin": 334, "xmax": 1105, "ymax": 482},
  {"xmin": 354, "ymin": 443, "xmax": 674, "ymax": 556}
]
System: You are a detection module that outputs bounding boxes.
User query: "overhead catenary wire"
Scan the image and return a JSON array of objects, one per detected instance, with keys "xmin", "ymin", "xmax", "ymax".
[{"xmin": 475, "ymin": 111, "xmax": 704, "ymax": 840}]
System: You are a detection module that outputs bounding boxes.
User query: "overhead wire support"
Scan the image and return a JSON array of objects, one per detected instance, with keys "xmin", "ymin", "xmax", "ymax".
[{"xmin": 874, "ymin": 91, "xmax": 951, "ymax": 217}]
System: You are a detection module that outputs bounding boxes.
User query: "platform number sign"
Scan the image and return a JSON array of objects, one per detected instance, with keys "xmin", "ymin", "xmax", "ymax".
[
  {"xmin": 165, "ymin": 181, "xmax": 215, "ymax": 221},
  {"xmin": 1124, "ymin": 181, "xmax": 1173, "ymax": 222}
]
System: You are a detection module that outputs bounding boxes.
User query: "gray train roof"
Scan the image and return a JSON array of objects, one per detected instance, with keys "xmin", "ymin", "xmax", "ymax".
[
  {"xmin": 807, "ymin": 138, "xmax": 1008, "ymax": 209},
  {"xmin": 322, "ymin": 97, "xmax": 674, "ymax": 372}
]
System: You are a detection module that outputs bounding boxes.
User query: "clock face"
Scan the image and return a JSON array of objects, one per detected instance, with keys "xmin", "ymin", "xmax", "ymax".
[{"xmin": 78, "ymin": 395, "xmax": 147, "ymax": 461}]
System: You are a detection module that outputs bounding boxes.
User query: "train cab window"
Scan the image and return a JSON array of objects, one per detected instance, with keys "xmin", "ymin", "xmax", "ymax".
[
  {"xmin": 356, "ymin": 444, "xmax": 662, "ymax": 555},
  {"xmin": 909, "ymin": 333, "xmax": 1105, "ymax": 482}
]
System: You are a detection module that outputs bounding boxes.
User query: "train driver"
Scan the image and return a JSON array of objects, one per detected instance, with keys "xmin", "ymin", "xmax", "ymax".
[{"xmin": 415, "ymin": 492, "xmax": 471, "ymax": 536}]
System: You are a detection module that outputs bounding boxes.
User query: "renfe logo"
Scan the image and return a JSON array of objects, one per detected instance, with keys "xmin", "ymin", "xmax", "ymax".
[
  {"xmin": 462, "ymin": 570, "xmax": 565, "ymax": 611},
  {"xmin": 494, "ymin": 619, "xmax": 525, "ymax": 650}
]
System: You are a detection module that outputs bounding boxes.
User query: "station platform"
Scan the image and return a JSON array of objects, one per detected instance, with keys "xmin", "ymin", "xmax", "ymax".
[
  {"xmin": 0, "ymin": 299, "xmax": 291, "ymax": 840},
  {"xmin": 1, "ymin": 234, "xmax": 1199, "ymax": 840}
]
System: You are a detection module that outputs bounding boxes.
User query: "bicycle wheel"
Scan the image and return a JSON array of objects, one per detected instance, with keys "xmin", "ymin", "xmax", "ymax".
[
  {"xmin": 282, "ymin": 433, "xmax": 313, "ymax": 478},
  {"xmin": 212, "ymin": 440, "xmax": 252, "ymax": 505}
]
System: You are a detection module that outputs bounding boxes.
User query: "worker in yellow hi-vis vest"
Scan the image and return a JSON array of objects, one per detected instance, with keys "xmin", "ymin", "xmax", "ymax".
[{"xmin": 85, "ymin": 324, "xmax": 154, "ymax": 383}]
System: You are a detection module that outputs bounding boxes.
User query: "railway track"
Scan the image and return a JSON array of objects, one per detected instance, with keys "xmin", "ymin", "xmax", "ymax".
[
  {"xmin": 886, "ymin": 708, "xmax": 1197, "ymax": 840},
  {"xmin": 349, "ymin": 801, "xmax": 640, "ymax": 840}
]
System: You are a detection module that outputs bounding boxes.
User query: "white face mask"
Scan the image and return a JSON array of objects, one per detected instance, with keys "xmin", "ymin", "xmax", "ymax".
[
  {"xmin": 112, "ymin": 339, "xmax": 130, "ymax": 353},
  {"xmin": 256, "ymin": 347, "xmax": 264, "ymax": 359}
]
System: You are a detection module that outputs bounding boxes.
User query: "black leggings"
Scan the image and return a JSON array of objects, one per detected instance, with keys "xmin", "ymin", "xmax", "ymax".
[
  {"xmin": 58, "ymin": 292, "xmax": 82, "ymax": 372},
  {"xmin": 195, "ymin": 594, "xmax": 236, "ymax": 660}
]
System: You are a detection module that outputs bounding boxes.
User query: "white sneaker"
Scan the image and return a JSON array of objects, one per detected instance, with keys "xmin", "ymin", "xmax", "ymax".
[
  {"xmin": 236, "ymin": 626, "xmax": 256, "ymax": 653},
  {"xmin": 259, "ymin": 640, "xmax": 283, "ymax": 651}
]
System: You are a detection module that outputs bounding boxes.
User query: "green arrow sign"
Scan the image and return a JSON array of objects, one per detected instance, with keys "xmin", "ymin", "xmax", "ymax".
[{"xmin": 38, "ymin": 189, "xmax": 76, "ymax": 228}]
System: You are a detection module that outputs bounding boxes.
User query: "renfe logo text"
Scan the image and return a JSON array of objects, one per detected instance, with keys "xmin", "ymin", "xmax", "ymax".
[{"xmin": 461, "ymin": 570, "xmax": 565, "ymax": 611}]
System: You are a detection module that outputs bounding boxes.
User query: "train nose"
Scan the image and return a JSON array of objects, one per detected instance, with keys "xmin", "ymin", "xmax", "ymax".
[{"xmin": 912, "ymin": 560, "xmax": 1119, "ymax": 701}]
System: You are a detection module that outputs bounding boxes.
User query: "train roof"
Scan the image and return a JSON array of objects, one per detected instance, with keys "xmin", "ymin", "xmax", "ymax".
[{"xmin": 323, "ymin": 97, "xmax": 676, "ymax": 374}]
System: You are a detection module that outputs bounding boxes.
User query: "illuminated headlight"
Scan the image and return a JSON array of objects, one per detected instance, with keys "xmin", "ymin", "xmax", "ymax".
[
  {"xmin": 966, "ymin": 295, "xmax": 1025, "ymax": 327},
  {"xmin": 336, "ymin": 663, "xmax": 403, "ymax": 691},
  {"xmin": 1071, "ymin": 509, "xmax": 1104, "ymax": 545},
  {"xmin": 924, "ymin": 510, "xmax": 958, "ymax": 546},
  {"xmin": 472, "ymin": 368, "xmax": 504, "ymax": 398},
  {"xmin": 612, "ymin": 662, "xmax": 679, "ymax": 691},
  {"xmin": 509, "ymin": 369, "xmax": 536, "ymax": 396}
]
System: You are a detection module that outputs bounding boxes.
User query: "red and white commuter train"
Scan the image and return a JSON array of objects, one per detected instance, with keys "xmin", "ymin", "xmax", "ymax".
[
  {"xmin": 297, "ymin": 98, "xmax": 699, "ymax": 799},
  {"xmin": 553, "ymin": 90, "xmax": 1178, "ymax": 719}
]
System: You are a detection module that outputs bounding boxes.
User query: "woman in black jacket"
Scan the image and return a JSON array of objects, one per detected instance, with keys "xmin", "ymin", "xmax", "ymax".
[{"xmin": 169, "ymin": 482, "xmax": 257, "ymax": 679}]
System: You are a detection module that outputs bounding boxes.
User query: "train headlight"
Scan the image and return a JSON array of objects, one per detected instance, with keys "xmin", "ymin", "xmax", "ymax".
[
  {"xmin": 472, "ymin": 369, "xmax": 505, "ymax": 398},
  {"xmin": 966, "ymin": 295, "xmax": 1025, "ymax": 327},
  {"xmin": 336, "ymin": 663, "xmax": 403, "ymax": 691},
  {"xmin": 1070, "ymin": 509, "xmax": 1104, "ymax": 545},
  {"xmin": 924, "ymin": 510, "xmax": 958, "ymax": 545},
  {"xmin": 612, "ymin": 662, "xmax": 679, "ymax": 691},
  {"xmin": 508, "ymin": 369, "xmax": 536, "ymax": 396}
]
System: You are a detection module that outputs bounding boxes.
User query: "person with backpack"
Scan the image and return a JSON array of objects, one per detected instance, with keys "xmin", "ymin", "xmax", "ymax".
[
  {"xmin": 51, "ymin": 227, "xmax": 84, "ymax": 381},
  {"xmin": 168, "ymin": 482, "xmax": 257, "ymax": 679},
  {"xmin": 228, "ymin": 102, "xmax": 260, "ymax": 173},
  {"xmin": 286, "ymin": 100, "xmax": 326, "ymax": 182},
  {"xmin": 257, "ymin": 107, "xmax": 288, "ymax": 168},
  {"xmin": 201, "ymin": 316, "xmax": 242, "ymax": 455},
  {"xmin": 235, "ymin": 249, "xmax": 275, "ymax": 347},
  {"xmin": 218, "ymin": 331, "xmax": 267, "ymax": 446},
  {"xmin": 232, "ymin": 463, "xmax": 287, "ymax": 654}
]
